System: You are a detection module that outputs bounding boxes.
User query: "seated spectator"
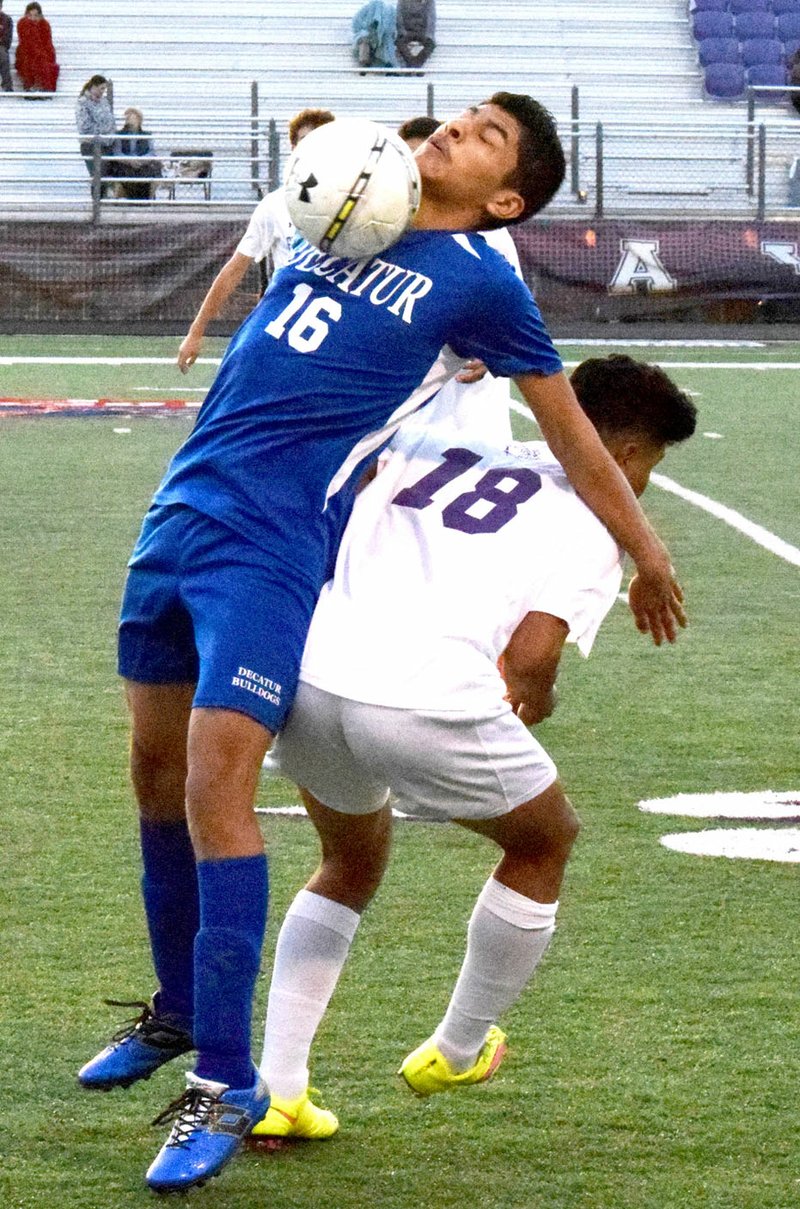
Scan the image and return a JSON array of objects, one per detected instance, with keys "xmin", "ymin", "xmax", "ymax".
[
  {"xmin": 352, "ymin": 1, "xmax": 397, "ymax": 69},
  {"xmin": 790, "ymin": 49, "xmax": 800, "ymax": 116},
  {"xmin": 75, "ymin": 74, "xmax": 117, "ymax": 193},
  {"xmin": 0, "ymin": 1, "xmax": 13, "ymax": 92},
  {"xmin": 114, "ymin": 107, "xmax": 161, "ymax": 200},
  {"xmin": 395, "ymin": 0, "xmax": 435, "ymax": 69},
  {"xmin": 15, "ymin": 2, "xmax": 59, "ymax": 93}
]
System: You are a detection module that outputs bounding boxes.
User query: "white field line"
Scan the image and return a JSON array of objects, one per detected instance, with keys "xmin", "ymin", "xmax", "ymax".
[
  {"xmin": 651, "ymin": 473, "xmax": 800, "ymax": 568},
  {"xmin": 254, "ymin": 804, "xmax": 422, "ymax": 820},
  {"xmin": 0, "ymin": 356, "xmax": 223, "ymax": 366},
  {"xmin": 3, "ymin": 356, "xmax": 800, "ymax": 370},
  {"xmin": 554, "ymin": 339, "xmax": 772, "ymax": 348},
  {"xmin": 558, "ymin": 362, "xmax": 800, "ymax": 371},
  {"xmin": 509, "ymin": 399, "xmax": 800, "ymax": 569}
]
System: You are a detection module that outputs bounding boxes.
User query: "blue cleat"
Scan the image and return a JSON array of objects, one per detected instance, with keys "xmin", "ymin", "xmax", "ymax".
[
  {"xmin": 146, "ymin": 1070, "xmax": 269, "ymax": 1194},
  {"xmin": 77, "ymin": 997, "xmax": 193, "ymax": 1091}
]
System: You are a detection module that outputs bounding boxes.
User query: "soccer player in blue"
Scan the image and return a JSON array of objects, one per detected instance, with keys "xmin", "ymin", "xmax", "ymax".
[{"xmin": 77, "ymin": 94, "xmax": 687, "ymax": 1193}]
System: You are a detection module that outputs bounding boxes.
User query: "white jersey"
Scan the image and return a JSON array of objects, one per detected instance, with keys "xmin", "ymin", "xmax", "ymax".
[
  {"xmin": 236, "ymin": 187, "xmax": 294, "ymax": 271},
  {"xmin": 421, "ymin": 228, "xmax": 521, "ymax": 444},
  {"xmin": 299, "ymin": 425, "xmax": 624, "ymax": 714}
]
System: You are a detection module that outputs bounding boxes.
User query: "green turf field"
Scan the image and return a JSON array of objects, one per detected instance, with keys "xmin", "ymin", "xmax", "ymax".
[{"xmin": 1, "ymin": 336, "xmax": 798, "ymax": 1209}]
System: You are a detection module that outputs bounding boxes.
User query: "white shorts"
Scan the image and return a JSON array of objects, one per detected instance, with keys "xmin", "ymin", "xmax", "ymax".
[{"xmin": 273, "ymin": 681, "xmax": 558, "ymax": 821}]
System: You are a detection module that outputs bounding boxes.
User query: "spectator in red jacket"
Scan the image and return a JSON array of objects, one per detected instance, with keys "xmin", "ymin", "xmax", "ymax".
[
  {"xmin": 0, "ymin": 1, "xmax": 13, "ymax": 92},
  {"xmin": 15, "ymin": 2, "xmax": 59, "ymax": 93}
]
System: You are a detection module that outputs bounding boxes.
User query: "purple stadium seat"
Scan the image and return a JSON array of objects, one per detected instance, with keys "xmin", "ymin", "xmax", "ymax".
[
  {"xmin": 746, "ymin": 63, "xmax": 789, "ymax": 93},
  {"xmin": 699, "ymin": 37, "xmax": 742, "ymax": 65},
  {"xmin": 692, "ymin": 0, "xmax": 729, "ymax": 9},
  {"xmin": 694, "ymin": 10, "xmax": 736, "ymax": 39},
  {"xmin": 742, "ymin": 37, "xmax": 785, "ymax": 65},
  {"xmin": 773, "ymin": 0, "xmax": 800, "ymax": 14},
  {"xmin": 777, "ymin": 12, "xmax": 800, "ymax": 41},
  {"xmin": 729, "ymin": 0, "xmax": 770, "ymax": 12},
  {"xmin": 735, "ymin": 11, "xmax": 776, "ymax": 37},
  {"xmin": 704, "ymin": 61, "xmax": 747, "ymax": 96},
  {"xmin": 784, "ymin": 37, "xmax": 800, "ymax": 56}
]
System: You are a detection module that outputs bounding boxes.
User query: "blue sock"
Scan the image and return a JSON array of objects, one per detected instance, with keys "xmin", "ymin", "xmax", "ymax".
[
  {"xmin": 193, "ymin": 854, "xmax": 268, "ymax": 1089},
  {"xmin": 139, "ymin": 818, "xmax": 199, "ymax": 1028}
]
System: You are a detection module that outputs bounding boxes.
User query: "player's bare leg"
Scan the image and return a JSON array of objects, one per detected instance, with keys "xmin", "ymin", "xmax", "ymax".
[
  {"xmin": 128, "ymin": 680, "xmax": 195, "ymax": 823},
  {"xmin": 185, "ymin": 706, "xmax": 271, "ymax": 859},
  {"xmin": 254, "ymin": 789, "xmax": 391, "ymax": 1139},
  {"xmin": 301, "ymin": 788, "xmax": 393, "ymax": 911},
  {"xmin": 400, "ymin": 781, "xmax": 579, "ymax": 1093},
  {"xmin": 454, "ymin": 779, "xmax": 579, "ymax": 902}
]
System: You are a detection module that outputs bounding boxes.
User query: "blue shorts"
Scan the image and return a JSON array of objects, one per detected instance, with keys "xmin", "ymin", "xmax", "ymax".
[{"xmin": 118, "ymin": 504, "xmax": 318, "ymax": 734}]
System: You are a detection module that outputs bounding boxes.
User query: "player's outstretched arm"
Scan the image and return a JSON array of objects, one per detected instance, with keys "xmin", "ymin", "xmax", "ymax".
[
  {"xmin": 176, "ymin": 252, "xmax": 253, "ymax": 373},
  {"xmin": 514, "ymin": 370, "xmax": 686, "ymax": 646},
  {"xmin": 500, "ymin": 611, "xmax": 567, "ymax": 726}
]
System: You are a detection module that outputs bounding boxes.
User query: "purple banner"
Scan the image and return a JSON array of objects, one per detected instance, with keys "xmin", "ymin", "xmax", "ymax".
[
  {"xmin": 0, "ymin": 220, "xmax": 256, "ymax": 325},
  {"xmin": 2, "ymin": 218, "xmax": 800, "ymax": 326},
  {"xmin": 512, "ymin": 219, "xmax": 800, "ymax": 320}
]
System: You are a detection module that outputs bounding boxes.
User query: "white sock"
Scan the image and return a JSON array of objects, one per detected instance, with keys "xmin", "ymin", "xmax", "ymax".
[
  {"xmin": 259, "ymin": 888, "xmax": 360, "ymax": 1101},
  {"xmin": 433, "ymin": 877, "xmax": 558, "ymax": 1073}
]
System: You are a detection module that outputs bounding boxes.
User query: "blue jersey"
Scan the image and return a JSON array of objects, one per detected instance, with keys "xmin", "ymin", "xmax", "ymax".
[{"xmin": 155, "ymin": 229, "xmax": 562, "ymax": 586}]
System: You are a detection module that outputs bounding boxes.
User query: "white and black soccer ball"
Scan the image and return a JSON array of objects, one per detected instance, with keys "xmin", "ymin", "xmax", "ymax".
[{"xmin": 284, "ymin": 117, "xmax": 422, "ymax": 260}]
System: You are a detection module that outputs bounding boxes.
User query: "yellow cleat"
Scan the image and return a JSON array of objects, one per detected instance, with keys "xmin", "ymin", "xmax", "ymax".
[
  {"xmin": 398, "ymin": 1026, "xmax": 508, "ymax": 1097},
  {"xmin": 250, "ymin": 1088, "xmax": 339, "ymax": 1141}
]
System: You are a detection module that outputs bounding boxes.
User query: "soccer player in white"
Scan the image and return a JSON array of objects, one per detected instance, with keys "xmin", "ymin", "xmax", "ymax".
[
  {"xmin": 251, "ymin": 355, "xmax": 697, "ymax": 1140},
  {"xmin": 421, "ymin": 223, "xmax": 520, "ymax": 444},
  {"xmin": 176, "ymin": 107, "xmax": 335, "ymax": 373},
  {"xmin": 398, "ymin": 114, "xmax": 518, "ymax": 445}
]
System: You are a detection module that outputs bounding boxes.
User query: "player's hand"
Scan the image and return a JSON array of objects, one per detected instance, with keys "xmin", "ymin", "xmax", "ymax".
[
  {"xmin": 456, "ymin": 359, "xmax": 488, "ymax": 385},
  {"xmin": 177, "ymin": 332, "xmax": 203, "ymax": 374},
  {"xmin": 627, "ymin": 563, "xmax": 688, "ymax": 647},
  {"xmin": 503, "ymin": 686, "xmax": 557, "ymax": 726}
]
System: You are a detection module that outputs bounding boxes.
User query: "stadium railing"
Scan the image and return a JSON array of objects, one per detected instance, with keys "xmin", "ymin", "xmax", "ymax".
[{"xmin": 3, "ymin": 86, "xmax": 800, "ymax": 222}]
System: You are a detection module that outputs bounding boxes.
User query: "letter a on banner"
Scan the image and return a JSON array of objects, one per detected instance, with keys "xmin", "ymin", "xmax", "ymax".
[
  {"xmin": 761, "ymin": 241, "xmax": 800, "ymax": 275},
  {"xmin": 608, "ymin": 239, "xmax": 677, "ymax": 295}
]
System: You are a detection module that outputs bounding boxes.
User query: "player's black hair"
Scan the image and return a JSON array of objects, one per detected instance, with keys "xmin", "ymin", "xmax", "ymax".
[
  {"xmin": 481, "ymin": 92, "xmax": 566, "ymax": 226},
  {"xmin": 570, "ymin": 355, "xmax": 698, "ymax": 446},
  {"xmin": 397, "ymin": 115, "xmax": 441, "ymax": 144}
]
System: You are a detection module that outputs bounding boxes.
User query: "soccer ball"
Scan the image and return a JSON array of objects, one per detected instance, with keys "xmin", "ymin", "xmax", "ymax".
[{"xmin": 284, "ymin": 117, "xmax": 422, "ymax": 260}]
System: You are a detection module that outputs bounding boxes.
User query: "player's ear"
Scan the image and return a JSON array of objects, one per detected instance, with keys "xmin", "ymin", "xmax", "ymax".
[
  {"xmin": 612, "ymin": 439, "xmax": 641, "ymax": 470},
  {"xmin": 485, "ymin": 187, "xmax": 524, "ymax": 224}
]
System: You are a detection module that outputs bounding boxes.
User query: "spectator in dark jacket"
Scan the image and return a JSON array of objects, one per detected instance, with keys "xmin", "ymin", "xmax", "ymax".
[
  {"xmin": 790, "ymin": 49, "xmax": 800, "ymax": 116},
  {"xmin": 395, "ymin": 0, "xmax": 435, "ymax": 69},
  {"xmin": 0, "ymin": 0, "xmax": 13, "ymax": 92},
  {"xmin": 114, "ymin": 107, "xmax": 161, "ymax": 200}
]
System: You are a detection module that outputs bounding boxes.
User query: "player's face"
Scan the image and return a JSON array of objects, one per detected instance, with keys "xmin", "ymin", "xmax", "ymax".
[
  {"xmin": 293, "ymin": 123, "xmax": 316, "ymax": 146},
  {"xmin": 414, "ymin": 104, "xmax": 525, "ymax": 223}
]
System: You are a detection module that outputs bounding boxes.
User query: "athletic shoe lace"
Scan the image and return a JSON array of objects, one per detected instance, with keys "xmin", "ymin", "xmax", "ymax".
[
  {"xmin": 103, "ymin": 998, "xmax": 190, "ymax": 1048},
  {"xmin": 151, "ymin": 1086, "xmax": 217, "ymax": 1150},
  {"xmin": 104, "ymin": 999, "xmax": 153, "ymax": 1043}
]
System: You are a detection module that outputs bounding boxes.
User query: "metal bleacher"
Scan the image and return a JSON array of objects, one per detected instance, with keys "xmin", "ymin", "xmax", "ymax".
[{"xmin": 0, "ymin": 0, "xmax": 794, "ymax": 219}]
